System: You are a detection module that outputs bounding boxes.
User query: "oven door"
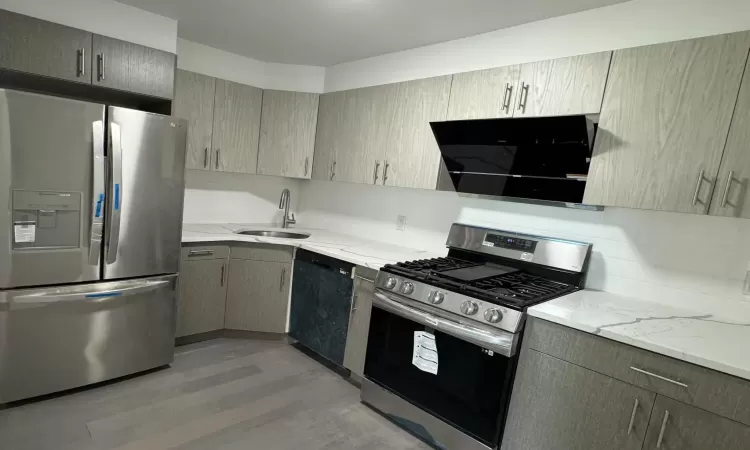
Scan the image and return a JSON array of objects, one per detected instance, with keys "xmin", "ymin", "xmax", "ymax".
[{"xmin": 363, "ymin": 290, "xmax": 519, "ymax": 449}]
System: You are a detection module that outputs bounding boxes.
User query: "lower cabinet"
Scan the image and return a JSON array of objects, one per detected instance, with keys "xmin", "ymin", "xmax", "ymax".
[
  {"xmin": 343, "ymin": 267, "xmax": 377, "ymax": 377},
  {"xmin": 224, "ymin": 259, "xmax": 291, "ymax": 333},
  {"xmin": 502, "ymin": 348, "xmax": 655, "ymax": 450},
  {"xmin": 177, "ymin": 246, "xmax": 229, "ymax": 337},
  {"xmin": 643, "ymin": 396, "xmax": 750, "ymax": 450}
]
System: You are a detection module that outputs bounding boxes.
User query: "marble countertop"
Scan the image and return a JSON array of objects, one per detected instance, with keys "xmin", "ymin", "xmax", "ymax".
[
  {"xmin": 182, "ymin": 223, "xmax": 441, "ymax": 269},
  {"xmin": 529, "ymin": 290, "xmax": 750, "ymax": 381}
]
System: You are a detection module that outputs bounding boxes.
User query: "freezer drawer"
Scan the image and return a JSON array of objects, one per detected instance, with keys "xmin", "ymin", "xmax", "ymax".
[{"xmin": 0, "ymin": 275, "xmax": 177, "ymax": 403}]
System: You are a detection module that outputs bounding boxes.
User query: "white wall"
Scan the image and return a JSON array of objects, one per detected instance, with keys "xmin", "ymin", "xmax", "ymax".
[
  {"xmin": 298, "ymin": 181, "xmax": 750, "ymax": 313},
  {"xmin": 0, "ymin": 0, "xmax": 177, "ymax": 53},
  {"xmin": 324, "ymin": 0, "xmax": 750, "ymax": 91},
  {"xmin": 184, "ymin": 171, "xmax": 302, "ymax": 225},
  {"xmin": 177, "ymin": 39, "xmax": 325, "ymax": 93}
]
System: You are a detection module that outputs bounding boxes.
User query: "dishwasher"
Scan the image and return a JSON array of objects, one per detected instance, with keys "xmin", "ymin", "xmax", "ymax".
[{"xmin": 289, "ymin": 249, "xmax": 355, "ymax": 366}]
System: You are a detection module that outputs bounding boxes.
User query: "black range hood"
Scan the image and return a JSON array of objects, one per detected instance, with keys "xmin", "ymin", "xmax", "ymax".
[{"xmin": 430, "ymin": 115, "xmax": 599, "ymax": 208}]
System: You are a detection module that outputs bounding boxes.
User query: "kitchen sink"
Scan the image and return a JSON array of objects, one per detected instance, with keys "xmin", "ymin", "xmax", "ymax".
[{"xmin": 235, "ymin": 230, "xmax": 311, "ymax": 239}]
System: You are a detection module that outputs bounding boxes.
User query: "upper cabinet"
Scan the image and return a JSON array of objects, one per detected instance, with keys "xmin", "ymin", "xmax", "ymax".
[
  {"xmin": 584, "ymin": 32, "xmax": 750, "ymax": 213},
  {"xmin": 211, "ymin": 80, "xmax": 263, "ymax": 174},
  {"xmin": 0, "ymin": 9, "xmax": 92, "ymax": 84},
  {"xmin": 0, "ymin": 9, "xmax": 175, "ymax": 99},
  {"xmin": 446, "ymin": 52, "xmax": 611, "ymax": 121},
  {"xmin": 257, "ymin": 90, "xmax": 320, "ymax": 179},
  {"xmin": 173, "ymin": 70, "xmax": 216, "ymax": 171},
  {"xmin": 708, "ymin": 55, "xmax": 750, "ymax": 218},
  {"xmin": 92, "ymin": 35, "xmax": 176, "ymax": 99}
]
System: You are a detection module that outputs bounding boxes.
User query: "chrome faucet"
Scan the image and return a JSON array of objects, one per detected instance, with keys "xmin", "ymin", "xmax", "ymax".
[{"xmin": 279, "ymin": 189, "xmax": 296, "ymax": 228}]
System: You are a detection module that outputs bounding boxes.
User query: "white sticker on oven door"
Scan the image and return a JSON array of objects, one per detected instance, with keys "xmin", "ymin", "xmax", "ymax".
[
  {"xmin": 14, "ymin": 223, "xmax": 36, "ymax": 243},
  {"xmin": 412, "ymin": 331, "xmax": 438, "ymax": 375},
  {"xmin": 521, "ymin": 252, "xmax": 534, "ymax": 262}
]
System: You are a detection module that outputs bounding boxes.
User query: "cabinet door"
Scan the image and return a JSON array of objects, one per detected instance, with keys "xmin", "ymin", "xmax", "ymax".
[
  {"xmin": 257, "ymin": 90, "xmax": 320, "ymax": 179},
  {"xmin": 311, "ymin": 91, "xmax": 339, "ymax": 181},
  {"xmin": 127, "ymin": 43, "xmax": 176, "ymax": 99},
  {"xmin": 224, "ymin": 260, "xmax": 290, "ymax": 333},
  {"xmin": 447, "ymin": 65, "xmax": 520, "ymax": 120},
  {"xmin": 211, "ymin": 80, "xmax": 263, "ymax": 174},
  {"xmin": 384, "ymin": 76, "xmax": 452, "ymax": 189},
  {"xmin": 177, "ymin": 259, "xmax": 227, "ymax": 337},
  {"xmin": 643, "ymin": 396, "xmax": 750, "ymax": 450},
  {"xmin": 709, "ymin": 56, "xmax": 750, "ymax": 218},
  {"xmin": 343, "ymin": 275, "xmax": 375, "ymax": 377},
  {"xmin": 0, "ymin": 9, "xmax": 92, "ymax": 84},
  {"xmin": 502, "ymin": 348, "xmax": 655, "ymax": 450},
  {"xmin": 584, "ymin": 33, "xmax": 750, "ymax": 213},
  {"xmin": 515, "ymin": 52, "xmax": 612, "ymax": 117},
  {"xmin": 173, "ymin": 70, "xmax": 216, "ymax": 171},
  {"xmin": 91, "ymin": 35, "xmax": 130, "ymax": 92}
]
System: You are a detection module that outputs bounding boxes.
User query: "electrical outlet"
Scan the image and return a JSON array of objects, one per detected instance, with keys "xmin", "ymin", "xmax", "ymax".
[{"xmin": 396, "ymin": 215, "xmax": 407, "ymax": 231}]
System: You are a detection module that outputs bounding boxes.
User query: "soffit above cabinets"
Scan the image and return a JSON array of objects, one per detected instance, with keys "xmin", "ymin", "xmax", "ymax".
[{"xmin": 114, "ymin": 0, "xmax": 627, "ymax": 66}]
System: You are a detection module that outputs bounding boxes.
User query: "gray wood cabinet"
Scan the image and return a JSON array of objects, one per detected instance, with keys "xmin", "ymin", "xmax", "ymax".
[
  {"xmin": 343, "ymin": 268, "xmax": 377, "ymax": 377},
  {"xmin": 709, "ymin": 55, "xmax": 750, "ymax": 218},
  {"xmin": 173, "ymin": 70, "xmax": 216, "ymax": 171},
  {"xmin": 446, "ymin": 65, "xmax": 520, "ymax": 120},
  {"xmin": 311, "ymin": 91, "xmax": 341, "ymax": 181},
  {"xmin": 503, "ymin": 348, "xmax": 655, "ymax": 450},
  {"xmin": 515, "ymin": 52, "xmax": 612, "ymax": 117},
  {"xmin": 643, "ymin": 396, "xmax": 750, "ymax": 450},
  {"xmin": 224, "ymin": 259, "xmax": 291, "ymax": 333},
  {"xmin": 91, "ymin": 35, "xmax": 130, "ymax": 92},
  {"xmin": 257, "ymin": 90, "xmax": 320, "ymax": 179},
  {"xmin": 0, "ymin": 9, "xmax": 92, "ymax": 84},
  {"xmin": 176, "ymin": 246, "xmax": 229, "ymax": 338},
  {"xmin": 211, "ymin": 79, "xmax": 263, "ymax": 174},
  {"xmin": 584, "ymin": 32, "xmax": 750, "ymax": 213}
]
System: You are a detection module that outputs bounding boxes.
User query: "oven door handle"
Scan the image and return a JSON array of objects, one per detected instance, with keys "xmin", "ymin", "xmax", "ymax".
[{"xmin": 372, "ymin": 291, "xmax": 518, "ymax": 357}]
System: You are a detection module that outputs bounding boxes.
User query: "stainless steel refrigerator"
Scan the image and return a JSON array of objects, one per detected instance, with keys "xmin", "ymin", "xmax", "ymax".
[{"xmin": 0, "ymin": 89, "xmax": 187, "ymax": 403}]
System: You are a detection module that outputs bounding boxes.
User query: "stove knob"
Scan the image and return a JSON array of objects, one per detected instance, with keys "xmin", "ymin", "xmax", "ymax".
[
  {"xmin": 460, "ymin": 301, "xmax": 479, "ymax": 315},
  {"xmin": 428, "ymin": 291, "xmax": 445, "ymax": 304},
  {"xmin": 484, "ymin": 308, "xmax": 503, "ymax": 323},
  {"xmin": 385, "ymin": 277, "xmax": 398, "ymax": 289},
  {"xmin": 400, "ymin": 282, "xmax": 415, "ymax": 294}
]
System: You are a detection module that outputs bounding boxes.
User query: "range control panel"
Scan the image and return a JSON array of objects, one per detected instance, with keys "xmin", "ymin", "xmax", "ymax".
[{"xmin": 483, "ymin": 233, "xmax": 537, "ymax": 252}]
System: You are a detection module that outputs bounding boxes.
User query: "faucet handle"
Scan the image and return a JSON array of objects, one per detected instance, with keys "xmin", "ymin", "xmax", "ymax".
[{"xmin": 288, "ymin": 213, "xmax": 296, "ymax": 225}]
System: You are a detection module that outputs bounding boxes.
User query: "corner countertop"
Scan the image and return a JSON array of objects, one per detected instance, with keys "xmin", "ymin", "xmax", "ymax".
[
  {"xmin": 528, "ymin": 290, "xmax": 750, "ymax": 381},
  {"xmin": 181, "ymin": 223, "xmax": 442, "ymax": 269}
]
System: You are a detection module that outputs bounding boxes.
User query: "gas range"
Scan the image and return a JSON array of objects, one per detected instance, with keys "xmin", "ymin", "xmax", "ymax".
[{"xmin": 375, "ymin": 224, "xmax": 591, "ymax": 334}]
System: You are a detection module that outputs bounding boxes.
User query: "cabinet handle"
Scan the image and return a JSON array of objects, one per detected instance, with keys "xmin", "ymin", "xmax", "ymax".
[
  {"xmin": 215, "ymin": 149, "xmax": 220, "ymax": 170},
  {"xmin": 630, "ymin": 367, "xmax": 688, "ymax": 388},
  {"xmin": 77, "ymin": 48, "xmax": 86, "ymax": 77},
  {"xmin": 97, "ymin": 54, "xmax": 105, "ymax": 81},
  {"xmin": 203, "ymin": 147, "xmax": 208, "ymax": 168},
  {"xmin": 188, "ymin": 250, "xmax": 214, "ymax": 257},
  {"xmin": 330, "ymin": 160, "xmax": 336, "ymax": 180},
  {"xmin": 517, "ymin": 82, "xmax": 529, "ymax": 113},
  {"xmin": 373, "ymin": 161, "xmax": 381, "ymax": 184},
  {"xmin": 279, "ymin": 267, "xmax": 286, "ymax": 292},
  {"xmin": 304, "ymin": 157, "xmax": 309, "ymax": 176},
  {"xmin": 721, "ymin": 170, "xmax": 735, "ymax": 208},
  {"xmin": 502, "ymin": 83, "xmax": 513, "ymax": 112},
  {"xmin": 351, "ymin": 293, "xmax": 359, "ymax": 314},
  {"xmin": 383, "ymin": 161, "xmax": 390, "ymax": 185},
  {"xmin": 656, "ymin": 410, "xmax": 669, "ymax": 448},
  {"xmin": 627, "ymin": 398, "xmax": 639, "ymax": 435},
  {"xmin": 692, "ymin": 170, "xmax": 708, "ymax": 206},
  {"xmin": 220, "ymin": 264, "xmax": 225, "ymax": 287}
]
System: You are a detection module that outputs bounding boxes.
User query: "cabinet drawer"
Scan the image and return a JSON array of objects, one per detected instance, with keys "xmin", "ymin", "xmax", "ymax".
[
  {"xmin": 230, "ymin": 244, "xmax": 293, "ymax": 263},
  {"xmin": 526, "ymin": 318, "xmax": 750, "ymax": 426},
  {"xmin": 180, "ymin": 245, "xmax": 229, "ymax": 261}
]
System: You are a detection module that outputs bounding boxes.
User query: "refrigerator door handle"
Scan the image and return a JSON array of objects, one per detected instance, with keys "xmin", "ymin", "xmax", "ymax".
[
  {"xmin": 106, "ymin": 122, "xmax": 123, "ymax": 264},
  {"xmin": 89, "ymin": 120, "xmax": 106, "ymax": 265},
  {"xmin": 9, "ymin": 280, "xmax": 170, "ymax": 309}
]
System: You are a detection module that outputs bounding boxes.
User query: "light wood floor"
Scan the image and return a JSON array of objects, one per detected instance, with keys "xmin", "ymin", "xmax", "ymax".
[{"xmin": 0, "ymin": 339, "xmax": 432, "ymax": 450}]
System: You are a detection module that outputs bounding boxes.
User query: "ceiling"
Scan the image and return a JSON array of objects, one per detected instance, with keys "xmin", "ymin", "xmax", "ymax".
[{"xmin": 115, "ymin": 0, "xmax": 628, "ymax": 66}]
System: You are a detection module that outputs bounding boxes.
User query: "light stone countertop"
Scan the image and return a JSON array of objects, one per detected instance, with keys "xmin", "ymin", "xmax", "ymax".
[
  {"xmin": 529, "ymin": 289, "xmax": 750, "ymax": 381},
  {"xmin": 182, "ymin": 223, "xmax": 443, "ymax": 270}
]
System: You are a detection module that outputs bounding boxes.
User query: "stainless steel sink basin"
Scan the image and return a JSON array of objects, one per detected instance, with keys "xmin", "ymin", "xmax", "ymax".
[{"xmin": 235, "ymin": 230, "xmax": 310, "ymax": 239}]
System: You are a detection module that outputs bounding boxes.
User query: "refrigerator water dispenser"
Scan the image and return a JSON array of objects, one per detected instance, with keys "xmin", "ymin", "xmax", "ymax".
[{"xmin": 12, "ymin": 190, "xmax": 82, "ymax": 249}]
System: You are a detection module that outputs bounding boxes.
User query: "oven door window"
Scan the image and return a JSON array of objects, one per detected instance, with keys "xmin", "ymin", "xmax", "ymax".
[{"xmin": 364, "ymin": 306, "xmax": 517, "ymax": 446}]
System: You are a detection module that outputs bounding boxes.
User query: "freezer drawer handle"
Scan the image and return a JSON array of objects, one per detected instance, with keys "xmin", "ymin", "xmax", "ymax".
[{"xmin": 11, "ymin": 280, "xmax": 170, "ymax": 308}]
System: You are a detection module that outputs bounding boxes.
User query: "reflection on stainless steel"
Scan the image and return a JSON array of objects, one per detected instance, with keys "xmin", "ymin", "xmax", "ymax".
[
  {"xmin": 373, "ymin": 291, "xmax": 518, "ymax": 357},
  {"xmin": 235, "ymin": 230, "xmax": 310, "ymax": 239},
  {"xmin": 279, "ymin": 188, "xmax": 296, "ymax": 228},
  {"xmin": 361, "ymin": 379, "xmax": 491, "ymax": 450},
  {"xmin": 0, "ymin": 275, "xmax": 177, "ymax": 403}
]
